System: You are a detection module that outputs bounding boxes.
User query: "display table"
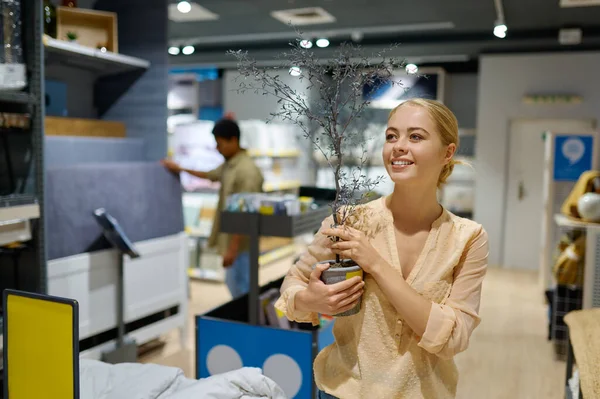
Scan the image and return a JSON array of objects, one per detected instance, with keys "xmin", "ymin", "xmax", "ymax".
[
  {"xmin": 564, "ymin": 308, "xmax": 600, "ymax": 399},
  {"xmin": 196, "ymin": 206, "xmax": 334, "ymax": 399}
]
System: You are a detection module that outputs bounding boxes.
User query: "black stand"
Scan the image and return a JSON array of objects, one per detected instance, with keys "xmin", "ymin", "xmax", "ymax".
[
  {"xmin": 219, "ymin": 207, "xmax": 330, "ymax": 325},
  {"xmin": 93, "ymin": 208, "xmax": 140, "ymax": 364}
]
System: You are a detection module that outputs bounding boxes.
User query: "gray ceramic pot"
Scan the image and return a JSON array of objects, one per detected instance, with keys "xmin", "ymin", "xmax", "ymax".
[{"xmin": 316, "ymin": 259, "xmax": 364, "ymax": 317}]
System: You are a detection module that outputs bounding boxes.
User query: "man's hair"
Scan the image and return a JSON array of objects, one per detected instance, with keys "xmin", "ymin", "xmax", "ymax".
[{"xmin": 212, "ymin": 119, "xmax": 240, "ymax": 140}]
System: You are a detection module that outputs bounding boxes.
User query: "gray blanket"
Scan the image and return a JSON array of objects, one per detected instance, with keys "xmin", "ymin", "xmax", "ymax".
[{"xmin": 80, "ymin": 360, "xmax": 288, "ymax": 399}]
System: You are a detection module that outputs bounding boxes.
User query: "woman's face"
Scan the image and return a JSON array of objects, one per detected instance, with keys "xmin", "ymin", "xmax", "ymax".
[{"xmin": 382, "ymin": 105, "xmax": 455, "ymax": 187}]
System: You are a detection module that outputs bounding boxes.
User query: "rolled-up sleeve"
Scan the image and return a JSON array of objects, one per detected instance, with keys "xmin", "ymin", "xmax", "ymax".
[
  {"xmin": 275, "ymin": 216, "xmax": 335, "ymax": 326},
  {"xmin": 417, "ymin": 226, "xmax": 489, "ymax": 359},
  {"xmin": 205, "ymin": 164, "xmax": 224, "ymax": 182}
]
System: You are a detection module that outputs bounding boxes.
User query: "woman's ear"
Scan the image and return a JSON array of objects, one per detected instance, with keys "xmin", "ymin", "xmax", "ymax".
[{"xmin": 444, "ymin": 143, "xmax": 457, "ymax": 164}]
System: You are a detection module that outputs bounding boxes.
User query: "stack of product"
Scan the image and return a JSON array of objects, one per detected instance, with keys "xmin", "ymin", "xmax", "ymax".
[
  {"xmin": 0, "ymin": 0, "xmax": 27, "ymax": 91},
  {"xmin": 226, "ymin": 192, "xmax": 318, "ymax": 216}
]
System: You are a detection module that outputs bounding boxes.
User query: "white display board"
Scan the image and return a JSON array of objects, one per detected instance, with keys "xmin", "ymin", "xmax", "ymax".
[{"xmin": 172, "ymin": 121, "xmax": 224, "ymax": 191}]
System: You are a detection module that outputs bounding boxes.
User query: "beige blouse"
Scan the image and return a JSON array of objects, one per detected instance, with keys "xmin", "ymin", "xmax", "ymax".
[{"xmin": 274, "ymin": 196, "xmax": 489, "ymax": 398}]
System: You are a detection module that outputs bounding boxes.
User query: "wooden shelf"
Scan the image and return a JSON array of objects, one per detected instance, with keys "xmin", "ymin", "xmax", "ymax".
[
  {"xmin": 43, "ymin": 35, "xmax": 150, "ymax": 77},
  {"xmin": 45, "ymin": 116, "xmax": 126, "ymax": 138},
  {"xmin": 0, "ymin": 91, "xmax": 34, "ymax": 105}
]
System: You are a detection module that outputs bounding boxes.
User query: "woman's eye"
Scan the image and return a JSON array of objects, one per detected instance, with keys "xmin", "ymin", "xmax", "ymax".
[
  {"xmin": 410, "ymin": 134, "xmax": 423, "ymax": 141},
  {"xmin": 386, "ymin": 134, "xmax": 397, "ymax": 141}
]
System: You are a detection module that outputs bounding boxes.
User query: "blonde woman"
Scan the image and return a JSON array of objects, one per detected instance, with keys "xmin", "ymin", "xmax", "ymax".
[{"xmin": 275, "ymin": 99, "xmax": 488, "ymax": 399}]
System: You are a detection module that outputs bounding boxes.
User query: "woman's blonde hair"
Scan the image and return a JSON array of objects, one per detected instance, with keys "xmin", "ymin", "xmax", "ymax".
[{"xmin": 388, "ymin": 98, "xmax": 461, "ymax": 187}]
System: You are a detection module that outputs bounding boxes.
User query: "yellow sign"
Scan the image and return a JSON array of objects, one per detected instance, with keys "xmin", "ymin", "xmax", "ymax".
[{"xmin": 4, "ymin": 290, "xmax": 79, "ymax": 399}]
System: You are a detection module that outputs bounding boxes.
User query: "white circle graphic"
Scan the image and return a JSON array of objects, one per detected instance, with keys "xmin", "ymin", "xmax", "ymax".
[
  {"xmin": 263, "ymin": 354, "xmax": 302, "ymax": 398},
  {"xmin": 206, "ymin": 345, "xmax": 243, "ymax": 375},
  {"xmin": 562, "ymin": 137, "xmax": 585, "ymax": 165}
]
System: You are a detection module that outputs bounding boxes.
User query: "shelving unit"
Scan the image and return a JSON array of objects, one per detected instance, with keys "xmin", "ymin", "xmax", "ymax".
[
  {"xmin": 554, "ymin": 214, "xmax": 600, "ymax": 310},
  {"xmin": 0, "ymin": 0, "xmax": 46, "ymax": 295},
  {"xmin": 43, "ymin": 35, "xmax": 150, "ymax": 77},
  {"xmin": 0, "ymin": 2, "xmax": 46, "ymax": 388},
  {"xmin": 0, "ymin": 91, "xmax": 35, "ymax": 105}
]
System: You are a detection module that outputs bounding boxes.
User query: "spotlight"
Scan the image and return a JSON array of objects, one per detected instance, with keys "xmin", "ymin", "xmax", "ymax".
[
  {"xmin": 405, "ymin": 63, "xmax": 418, "ymax": 74},
  {"xmin": 182, "ymin": 45, "xmax": 195, "ymax": 55},
  {"xmin": 316, "ymin": 38, "xmax": 330, "ymax": 48},
  {"xmin": 300, "ymin": 39, "xmax": 313, "ymax": 49},
  {"xmin": 168, "ymin": 46, "xmax": 180, "ymax": 55},
  {"xmin": 289, "ymin": 66, "xmax": 301, "ymax": 77},
  {"xmin": 494, "ymin": 23, "xmax": 507, "ymax": 38},
  {"xmin": 177, "ymin": 1, "xmax": 192, "ymax": 13}
]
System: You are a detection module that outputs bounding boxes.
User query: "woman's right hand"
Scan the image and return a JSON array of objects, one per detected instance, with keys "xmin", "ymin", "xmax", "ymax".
[{"xmin": 295, "ymin": 262, "xmax": 365, "ymax": 315}]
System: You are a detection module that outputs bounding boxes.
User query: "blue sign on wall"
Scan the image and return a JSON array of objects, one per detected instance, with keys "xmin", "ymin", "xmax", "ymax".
[{"xmin": 554, "ymin": 135, "xmax": 594, "ymax": 181}]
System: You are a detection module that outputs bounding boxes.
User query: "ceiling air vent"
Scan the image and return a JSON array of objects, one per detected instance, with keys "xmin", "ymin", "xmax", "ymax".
[
  {"xmin": 560, "ymin": 0, "xmax": 600, "ymax": 7},
  {"xmin": 271, "ymin": 7, "xmax": 336, "ymax": 26}
]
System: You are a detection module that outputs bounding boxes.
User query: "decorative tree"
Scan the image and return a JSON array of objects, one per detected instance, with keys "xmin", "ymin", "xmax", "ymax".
[{"xmin": 228, "ymin": 35, "xmax": 406, "ymax": 267}]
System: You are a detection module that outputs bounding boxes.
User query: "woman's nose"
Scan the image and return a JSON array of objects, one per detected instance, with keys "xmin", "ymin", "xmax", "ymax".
[{"xmin": 393, "ymin": 137, "xmax": 408, "ymax": 152}]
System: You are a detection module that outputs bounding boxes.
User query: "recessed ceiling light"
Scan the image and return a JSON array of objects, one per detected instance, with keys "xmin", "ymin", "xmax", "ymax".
[
  {"xmin": 168, "ymin": 46, "xmax": 180, "ymax": 55},
  {"xmin": 182, "ymin": 45, "xmax": 195, "ymax": 55},
  {"xmin": 289, "ymin": 66, "xmax": 301, "ymax": 76},
  {"xmin": 300, "ymin": 39, "xmax": 313, "ymax": 49},
  {"xmin": 177, "ymin": 1, "xmax": 192, "ymax": 13},
  {"xmin": 316, "ymin": 38, "xmax": 329, "ymax": 48},
  {"xmin": 169, "ymin": 2, "xmax": 218, "ymax": 22},
  {"xmin": 405, "ymin": 63, "xmax": 418, "ymax": 74}
]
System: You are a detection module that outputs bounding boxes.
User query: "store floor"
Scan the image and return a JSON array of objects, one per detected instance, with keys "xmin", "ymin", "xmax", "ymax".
[{"xmin": 140, "ymin": 264, "xmax": 565, "ymax": 399}]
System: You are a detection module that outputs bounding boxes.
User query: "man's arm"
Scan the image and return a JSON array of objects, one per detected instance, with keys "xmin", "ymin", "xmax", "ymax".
[
  {"xmin": 180, "ymin": 168, "xmax": 208, "ymax": 180},
  {"xmin": 161, "ymin": 159, "xmax": 222, "ymax": 182}
]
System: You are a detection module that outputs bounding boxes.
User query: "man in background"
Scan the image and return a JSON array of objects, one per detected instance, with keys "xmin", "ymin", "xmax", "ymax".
[{"xmin": 162, "ymin": 117, "xmax": 264, "ymax": 299}]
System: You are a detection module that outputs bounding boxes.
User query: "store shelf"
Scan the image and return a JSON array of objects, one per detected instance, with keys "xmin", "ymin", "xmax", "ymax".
[
  {"xmin": 0, "ymin": 194, "xmax": 37, "ymax": 209},
  {"xmin": 221, "ymin": 206, "xmax": 330, "ymax": 238},
  {"xmin": 263, "ymin": 180, "xmax": 301, "ymax": 192},
  {"xmin": 188, "ymin": 267, "xmax": 222, "ymax": 282},
  {"xmin": 248, "ymin": 149, "xmax": 300, "ymax": 158},
  {"xmin": 554, "ymin": 214, "xmax": 600, "ymax": 230},
  {"xmin": 259, "ymin": 243, "xmax": 296, "ymax": 266},
  {"xmin": 0, "ymin": 91, "xmax": 35, "ymax": 105},
  {"xmin": 43, "ymin": 35, "xmax": 150, "ymax": 77}
]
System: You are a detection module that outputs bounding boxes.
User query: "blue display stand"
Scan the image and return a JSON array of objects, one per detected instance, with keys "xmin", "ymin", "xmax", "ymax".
[
  {"xmin": 196, "ymin": 278, "xmax": 335, "ymax": 398},
  {"xmin": 195, "ymin": 207, "xmax": 334, "ymax": 399}
]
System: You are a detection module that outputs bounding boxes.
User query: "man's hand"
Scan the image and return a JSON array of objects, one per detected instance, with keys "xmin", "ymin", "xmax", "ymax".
[
  {"xmin": 161, "ymin": 159, "xmax": 182, "ymax": 174},
  {"xmin": 222, "ymin": 247, "xmax": 238, "ymax": 268}
]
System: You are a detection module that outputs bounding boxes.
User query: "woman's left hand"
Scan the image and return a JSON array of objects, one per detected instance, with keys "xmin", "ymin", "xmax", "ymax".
[{"xmin": 322, "ymin": 226, "xmax": 384, "ymax": 274}]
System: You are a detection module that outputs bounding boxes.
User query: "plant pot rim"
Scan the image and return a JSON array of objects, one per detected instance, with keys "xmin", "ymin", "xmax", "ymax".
[{"xmin": 314, "ymin": 259, "xmax": 362, "ymax": 271}]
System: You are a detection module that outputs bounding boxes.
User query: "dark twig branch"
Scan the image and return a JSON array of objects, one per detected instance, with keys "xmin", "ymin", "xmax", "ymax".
[{"xmin": 228, "ymin": 32, "xmax": 406, "ymax": 261}]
